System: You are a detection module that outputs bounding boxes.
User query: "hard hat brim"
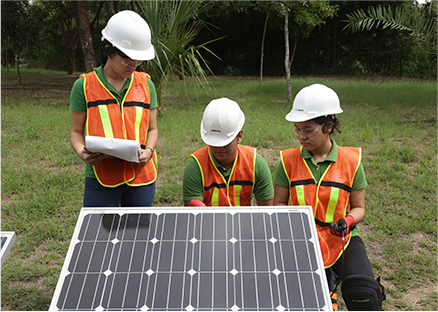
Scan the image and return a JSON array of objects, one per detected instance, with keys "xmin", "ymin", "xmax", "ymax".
[
  {"xmin": 200, "ymin": 124, "xmax": 243, "ymax": 147},
  {"xmin": 285, "ymin": 108, "xmax": 343, "ymax": 122},
  {"xmin": 101, "ymin": 33, "xmax": 155, "ymax": 61},
  {"xmin": 118, "ymin": 44, "xmax": 155, "ymax": 61}
]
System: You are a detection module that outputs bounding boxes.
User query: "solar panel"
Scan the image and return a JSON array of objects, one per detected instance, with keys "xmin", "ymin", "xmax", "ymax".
[
  {"xmin": 50, "ymin": 207, "xmax": 331, "ymax": 311},
  {"xmin": 1, "ymin": 231, "xmax": 16, "ymax": 266}
]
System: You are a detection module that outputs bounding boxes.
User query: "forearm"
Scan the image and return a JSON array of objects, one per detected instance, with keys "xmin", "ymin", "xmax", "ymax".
[
  {"xmin": 273, "ymin": 184, "xmax": 290, "ymax": 206},
  {"xmin": 146, "ymin": 108, "xmax": 158, "ymax": 150},
  {"xmin": 256, "ymin": 199, "xmax": 274, "ymax": 206},
  {"xmin": 346, "ymin": 206, "xmax": 366, "ymax": 225},
  {"xmin": 71, "ymin": 130, "xmax": 86, "ymax": 156},
  {"xmin": 145, "ymin": 128, "xmax": 158, "ymax": 150},
  {"xmin": 347, "ymin": 188, "xmax": 366, "ymax": 225}
]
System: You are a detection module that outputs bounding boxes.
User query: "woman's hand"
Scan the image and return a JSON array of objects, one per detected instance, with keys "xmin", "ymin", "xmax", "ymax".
[
  {"xmin": 79, "ymin": 147, "xmax": 108, "ymax": 166},
  {"xmin": 135, "ymin": 148, "xmax": 153, "ymax": 166},
  {"xmin": 71, "ymin": 110, "xmax": 108, "ymax": 166}
]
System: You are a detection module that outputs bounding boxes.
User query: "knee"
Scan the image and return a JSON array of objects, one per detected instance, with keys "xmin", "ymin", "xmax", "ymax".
[{"xmin": 341, "ymin": 275, "xmax": 386, "ymax": 311}]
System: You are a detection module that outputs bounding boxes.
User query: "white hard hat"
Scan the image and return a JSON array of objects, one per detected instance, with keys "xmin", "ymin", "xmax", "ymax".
[
  {"xmin": 285, "ymin": 84, "xmax": 343, "ymax": 122},
  {"xmin": 101, "ymin": 10, "xmax": 155, "ymax": 61},
  {"xmin": 200, "ymin": 98, "xmax": 245, "ymax": 147}
]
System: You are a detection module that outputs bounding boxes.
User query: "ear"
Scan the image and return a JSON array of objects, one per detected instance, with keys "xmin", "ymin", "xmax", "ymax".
[
  {"xmin": 236, "ymin": 130, "xmax": 243, "ymax": 144},
  {"xmin": 323, "ymin": 122, "xmax": 333, "ymax": 134}
]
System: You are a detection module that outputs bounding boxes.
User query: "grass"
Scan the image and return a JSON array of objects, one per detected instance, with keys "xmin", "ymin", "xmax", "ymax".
[{"xmin": 1, "ymin": 69, "xmax": 437, "ymax": 311}]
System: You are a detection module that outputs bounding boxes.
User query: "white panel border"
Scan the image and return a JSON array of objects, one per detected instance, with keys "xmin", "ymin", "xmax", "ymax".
[
  {"xmin": 50, "ymin": 206, "xmax": 332, "ymax": 311},
  {"xmin": 1, "ymin": 231, "xmax": 16, "ymax": 266}
]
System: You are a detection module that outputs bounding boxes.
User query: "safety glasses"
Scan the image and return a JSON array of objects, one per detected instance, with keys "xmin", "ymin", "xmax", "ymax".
[
  {"xmin": 293, "ymin": 124, "xmax": 326, "ymax": 138},
  {"xmin": 116, "ymin": 51, "xmax": 143, "ymax": 67}
]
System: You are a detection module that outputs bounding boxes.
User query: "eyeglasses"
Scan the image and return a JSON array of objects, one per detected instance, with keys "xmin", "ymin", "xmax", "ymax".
[
  {"xmin": 293, "ymin": 124, "xmax": 325, "ymax": 138},
  {"xmin": 116, "ymin": 51, "xmax": 143, "ymax": 67}
]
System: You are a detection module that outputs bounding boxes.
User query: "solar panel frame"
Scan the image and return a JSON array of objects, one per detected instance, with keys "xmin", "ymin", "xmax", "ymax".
[
  {"xmin": 50, "ymin": 206, "xmax": 332, "ymax": 311},
  {"xmin": 1, "ymin": 231, "xmax": 16, "ymax": 266}
]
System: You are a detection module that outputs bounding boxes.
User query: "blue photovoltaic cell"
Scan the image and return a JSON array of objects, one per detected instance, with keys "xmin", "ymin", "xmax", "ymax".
[{"xmin": 50, "ymin": 207, "xmax": 331, "ymax": 311}]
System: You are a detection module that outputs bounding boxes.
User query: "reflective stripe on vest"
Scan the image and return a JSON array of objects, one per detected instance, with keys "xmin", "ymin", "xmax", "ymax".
[
  {"xmin": 82, "ymin": 71, "xmax": 157, "ymax": 187},
  {"xmin": 191, "ymin": 145, "xmax": 255, "ymax": 206},
  {"xmin": 280, "ymin": 146, "xmax": 361, "ymax": 267}
]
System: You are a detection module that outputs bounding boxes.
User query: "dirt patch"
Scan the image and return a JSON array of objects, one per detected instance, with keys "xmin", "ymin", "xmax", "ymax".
[
  {"xmin": 358, "ymin": 223, "xmax": 437, "ymax": 310},
  {"xmin": 404, "ymin": 282, "xmax": 438, "ymax": 307}
]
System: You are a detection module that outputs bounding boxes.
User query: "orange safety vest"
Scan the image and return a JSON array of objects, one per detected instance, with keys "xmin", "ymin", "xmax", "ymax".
[
  {"xmin": 82, "ymin": 71, "xmax": 157, "ymax": 187},
  {"xmin": 191, "ymin": 145, "xmax": 256, "ymax": 206},
  {"xmin": 280, "ymin": 146, "xmax": 361, "ymax": 268}
]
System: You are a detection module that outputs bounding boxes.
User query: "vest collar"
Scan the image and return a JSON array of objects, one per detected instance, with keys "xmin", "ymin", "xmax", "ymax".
[
  {"xmin": 94, "ymin": 65, "xmax": 132, "ymax": 95},
  {"xmin": 208, "ymin": 147, "xmax": 234, "ymax": 175}
]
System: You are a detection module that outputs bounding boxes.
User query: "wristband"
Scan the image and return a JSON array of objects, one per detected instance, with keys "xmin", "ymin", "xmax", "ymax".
[
  {"xmin": 344, "ymin": 215, "xmax": 355, "ymax": 229},
  {"xmin": 146, "ymin": 147, "xmax": 154, "ymax": 154}
]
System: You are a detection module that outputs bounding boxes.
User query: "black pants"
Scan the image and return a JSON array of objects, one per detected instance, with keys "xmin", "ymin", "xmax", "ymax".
[{"xmin": 325, "ymin": 236, "xmax": 374, "ymax": 292}]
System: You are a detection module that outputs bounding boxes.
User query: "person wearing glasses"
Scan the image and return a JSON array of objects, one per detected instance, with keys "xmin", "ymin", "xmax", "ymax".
[
  {"xmin": 273, "ymin": 84, "xmax": 385, "ymax": 311},
  {"xmin": 69, "ymin": 10, "xmax": 158, "ymax": 207}
]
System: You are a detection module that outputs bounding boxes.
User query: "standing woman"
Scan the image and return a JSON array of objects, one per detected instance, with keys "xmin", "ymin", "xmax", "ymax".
[
  {"xmin": 70, "ymin": 10, "xmax": 158, "ymax": 207},
  {"xmin": 274, "ymin": 84, "xmax": 385, "ymax": 311}
]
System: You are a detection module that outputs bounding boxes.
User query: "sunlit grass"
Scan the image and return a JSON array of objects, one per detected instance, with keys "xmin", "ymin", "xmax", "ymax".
[{"xmin": 1, "ymin": 72, "xmax": 437, "ymax": 311}]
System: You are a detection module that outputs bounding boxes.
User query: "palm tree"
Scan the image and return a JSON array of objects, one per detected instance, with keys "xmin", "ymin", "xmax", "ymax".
[
  {"xmin": 136, "ymin": 0, "xmax": 221, "ymax": 106},
  {"xmin": 343, "ymin": 1, "xmax": 437, "ymax": 52}
]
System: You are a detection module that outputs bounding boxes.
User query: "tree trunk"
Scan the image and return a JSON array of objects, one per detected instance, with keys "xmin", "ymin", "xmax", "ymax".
[
  {"xmin": 16, "ymin": 50, "xmax": 21, "ymax": 86},
  {"xmin": 289, "ymin": 36, "xmax": 298, "ymax": 69},
  {"xmin": 260, "ymin": 5, "xmax": 271, "ymax": 84},
  {"xmin": 284, "ymin": 4, "xmax": 292, "ymax": 102},
  {"xmin": 74, "ymin": 1, "xmax": 96, "ymax": 72},
  {"xmin": 333, "ymin": 16, "xmax": 337, "ymax": 71}
]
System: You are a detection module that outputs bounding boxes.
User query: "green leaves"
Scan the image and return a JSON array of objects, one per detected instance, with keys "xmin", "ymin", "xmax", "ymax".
[
  {"xmin": 343, "ymin": 2, "xmax": 437, "ymax": 47},
  {"xmin": 137, "ymin": 0, "xmax": 221, "ymax": 106}
]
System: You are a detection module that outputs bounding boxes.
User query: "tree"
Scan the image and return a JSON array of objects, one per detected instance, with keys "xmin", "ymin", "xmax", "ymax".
[
  {"xmin": 67, "ymin": 1, "xmax": 103, "ymax": 73},
  {"xmin": 343, "ymin": 0, "xmax": 437, "ymax": 77},
  {"xmin": 1, "ymin": 1, "xmax": 40, "ymax": 85},
  {"xmin": 43, "ymin": 1, "xmax": 80, "ymax": 74},
  {"xmin": 136, "ymin": 0, "xmax": 221, "ymax": 106},
  {"xmin": 282, "ymin": 1, "xmax": 338, "ymax": 101},
  {"xmin": 254, "ymin": 1, "xmax": 275, "ymax": 84}
]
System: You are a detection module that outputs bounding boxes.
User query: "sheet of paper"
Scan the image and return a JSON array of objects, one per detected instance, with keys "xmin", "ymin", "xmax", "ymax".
[{"xmin": 85, "ymin": 136, "xmax": 141, "ymax": 163}]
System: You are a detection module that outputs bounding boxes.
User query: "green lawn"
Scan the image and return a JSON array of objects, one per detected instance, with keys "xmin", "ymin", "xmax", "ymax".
[{"xmin": 1, "ymin": 70, "xmax": 437, "ymax": 311}]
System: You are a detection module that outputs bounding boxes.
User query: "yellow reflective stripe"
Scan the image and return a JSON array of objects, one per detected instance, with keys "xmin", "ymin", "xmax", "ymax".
[
  {"xmin": 211, "ymin": 188, "xmax": 219, "ymax": 206},
  {"xmin": 325, "ymin": 187, "xmax": 340, "ymax": 223},
  {"xmin": 234, "ymin": 185, "xmax": 242, "ymax": 206},
  {"xmin": 295, "ymin": 185, "xmax": 306, "ymax": 206},
  {"xmin": 98, "ymin": 105, "xmax": 114, "ymax": 138},
  {"xmin": 134, "ymin": 106, "xmax": 143, "ymax": 142}
]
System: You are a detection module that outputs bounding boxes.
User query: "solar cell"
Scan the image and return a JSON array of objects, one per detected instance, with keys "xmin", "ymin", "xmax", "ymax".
[
  {"xmin": 50, "ymin": 207, "xmax": 331, "ymax": 311},
  {"xmin": 1, "ymin": 231, "xmax": 16, "ymax": 266}
]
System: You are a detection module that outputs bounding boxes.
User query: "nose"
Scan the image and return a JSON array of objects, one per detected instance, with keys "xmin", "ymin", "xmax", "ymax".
[{"xmin": 297, "ymin": 131, "xmax": 308, "ymax": 138}]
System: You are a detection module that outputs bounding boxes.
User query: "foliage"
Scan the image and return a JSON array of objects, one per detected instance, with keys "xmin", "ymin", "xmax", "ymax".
[
  {"xmin": 1, "ymin": 1, "xmax": 42, "ymax": 81},
  {"xmin": 283, "ymin": 0, "xmax": 339, "ymax": 38},
  {"xmin": 1, "ymin": 1, "xmax": 436, "ymax": 79},
  {"xmin": 136, "ymin": 0, "xmax": 221, "ymax": 106},
  {"xmin": 343, "ymin": 0, "xmax": 437, "ymax": 78},
  {"xmin": 344, "ymin": 1, "xmax": 437, "ymax": 47}
]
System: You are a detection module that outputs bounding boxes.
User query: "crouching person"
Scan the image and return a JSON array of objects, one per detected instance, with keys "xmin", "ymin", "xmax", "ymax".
[
  {"xmin": 183, "ymin": 98, "xmax": 274, "ymax": 207},
  {"xmin": 273, "ymin": 84, "xmax": 385, "ymax": 310}
]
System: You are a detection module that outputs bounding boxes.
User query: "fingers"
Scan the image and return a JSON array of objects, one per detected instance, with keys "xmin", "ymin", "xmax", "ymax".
[
  {"xmin": 81, "ymin": 148, "xmax": 107, "ymax": 165},
  {"xmin": 135, "ymin": 148, "xmax": 153, "ymax": 166}
]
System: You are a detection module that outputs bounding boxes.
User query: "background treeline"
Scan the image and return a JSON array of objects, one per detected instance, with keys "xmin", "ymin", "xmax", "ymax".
[{"xmin": 1, "ymin": 0, "xmax": 436, "ymax": 80}]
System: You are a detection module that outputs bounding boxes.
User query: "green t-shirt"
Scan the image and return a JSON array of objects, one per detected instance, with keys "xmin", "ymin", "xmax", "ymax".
[
  {"xmin": 273, "ymin": 140, "xmax": 367, "ymax": 236},
  {"xmin": 70, "ymin": 66, "xmax": 158, "ymax": 178},
  {"xmin": 183, "ymin": 148, "xmax": 274, "ymax": 204}
]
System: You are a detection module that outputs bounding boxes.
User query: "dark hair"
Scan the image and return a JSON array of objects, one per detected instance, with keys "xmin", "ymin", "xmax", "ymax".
[
  {"xmin": 97, "ymin": 39, "xmax": 121, "ymax": 66},
  {"xmin": 312, "ymin": 115, "xmax": 341, "ymax": 135}
]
